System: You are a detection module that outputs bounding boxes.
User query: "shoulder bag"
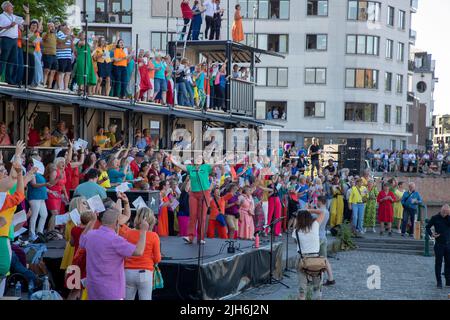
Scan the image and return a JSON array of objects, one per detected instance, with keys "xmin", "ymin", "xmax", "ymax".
[{"xmin": 294, "ymin": 230, "xmax": 327, "ymax": 277}]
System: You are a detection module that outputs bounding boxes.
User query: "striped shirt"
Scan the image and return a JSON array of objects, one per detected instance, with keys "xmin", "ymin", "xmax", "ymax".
[{"xmin": 56, "ymin": 31, "xmax": 72, "ymax": 60}]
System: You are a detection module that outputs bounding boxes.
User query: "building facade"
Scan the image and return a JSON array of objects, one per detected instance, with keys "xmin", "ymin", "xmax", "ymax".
[
  {"xmin": 433, "ymin": 114, "xmax": 450, "ymax": 151},
  {"xmin": 75, "ymin": 0, "xmax": 421, "ymax": 149}
]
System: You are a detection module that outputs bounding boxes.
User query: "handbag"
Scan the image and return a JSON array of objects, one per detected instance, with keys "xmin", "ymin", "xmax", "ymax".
[
  {"xmin": 153, "ymin": 264, "xmax": 164, "ymax": 290},
  {"xmin": 294, "ymin": 230, "xmax": 327, "ymax": 277},
  {"xmin": 212, "ymin": 196, "xmax": 227, "ymax": 227}
]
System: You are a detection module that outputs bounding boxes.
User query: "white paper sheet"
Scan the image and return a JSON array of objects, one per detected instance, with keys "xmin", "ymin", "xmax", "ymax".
[
  {"xmin": 12, "ymin": 210, "xmax": 27, "ymax": 226},
  {"xmin": 69, "ymin": 209, "xmax": 81, "ymax": 226},
  {"xmin": 32, "ymin": 159, "xmax": 45, "ymax": 175},
  {"xmin": 55, "ymin": 214, "xmax": 70, "ymax": 226},
  {"xmin": 74, "ymin": 138, "xmax": 89, "ymax": 151},
  {"xmin": 132, "ymin": 196, "xmax": 147, "ymax": 209},
  {"xmin": 14, "ymin": 227, "xmax": 27, "ymax": 238},
  {"xmin": 115, "ymin": 182, "xmax": 130, "ymax": 193},
  {"xmin": 0, "ymin": 192, "xmax": 6, "ymax": 210},
  {"xmin": 54, "ymin": 148, "xmax": 63, "ymax": 158},
  {"xmin": 170, "ymin": 199, "xmax": 179, "ymax": 211},
  {"xmin": 87, "ymin": 195, "xmax": 106, "ymax": 213}
]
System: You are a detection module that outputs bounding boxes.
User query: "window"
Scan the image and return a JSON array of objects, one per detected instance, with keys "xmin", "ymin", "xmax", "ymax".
[
  {"xmin": 306, "ymin": 34, "xmax": 327, "ymax": 51},
  {"xmin": 256, "ymin": 67, "xmax": 288, "ymax": 87},
  {"xmin": 345, "ymin": 68, "xmax": 378, "ymax": 89},
  {"xmin": 88, "ymin": 27, "xmax": 132, "ymax": 46},
  {"xmin": 347, "ymin": 1, "xmax": 381, "ymax": 22},
  {"xmin": 396, "ymin": 106, "xmax": 402, "ymax": 125},
  {"xmin": 397, "ymin": 42, "xmax": 404, "ymax": 62},
  {"xmin": 384, "ymin": 105, "xmax": 391, "ymax": 123},
  {"xmin": 385, "ymin": 72, "xmax": 392, "ymax": 91},
  {"xmin": 304, "ymin": 102, "xmax": 326, "ymax": 118},
  {"xmin": 305, "ymin": 68, "xmax": 326, "ymax": 84},
  {"xmin": 238, "ymin": 0, "xmax": 290, "ymax": 19},
  {"xmin": 256, "ymin": 101, "xmax": 288, "ymax": 120},
  {"xmin": 390, "ymin": 140, "xmax": 396, "ymax": 150},
  {"xmin": 88, "ymin": 0, "xmax": 133, "ymax": 24},
  {"xmin": 344, "ymin": 103, "xmax": 377, "ymax": 122},
  {"xmin": 396, "ymin": 74, "xmax": 404, "ymax": 93},
  {"xmin": 398, "ymin": 10, "xmax": 406, "ymax": 30},
  {"xmin": 417, "ymin": 81, "xmax": 427, "ymax": 93},
  {"xmin": 307, "ymin": 0, "xmax": 328, "ymax": 16},
  {"xmin": 401, "ymin": 140, "xmax": 407, "ymax": 150},
  {"xmin": 385, "ymin": 39, "xmax": 393, "ymax": 59},
  {"xmin": 151, "ymin": 31, "xmax": 176, "ymax": 53},
  {"xmin": 246, "ymin": 33, "xmax": 288, "ymax": 53},
  {"xmin": 387, "ymin": 6, "xmax": 394, "ymax": 26},
  {"xmin": 346, "ymin": 35, "xmax": 379, "ymax": 55}
]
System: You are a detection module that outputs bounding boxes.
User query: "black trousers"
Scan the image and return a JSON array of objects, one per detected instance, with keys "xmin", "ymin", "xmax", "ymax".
[
  {"xmin": 401, "ymin": 207, "xmax": 416, "ymax": 235},
  {"xmin": 205, "ymin": 16, "xmax": 214, "ymax": 40},
  {"xmin": 434, "ymin": 243, "xmax": 450, "ymax": 285},
  {"xmin": 211, "ymin": 18, "xmax": 221, "ymax": 40}
]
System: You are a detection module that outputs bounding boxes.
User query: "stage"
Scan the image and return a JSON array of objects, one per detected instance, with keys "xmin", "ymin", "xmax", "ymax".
[{"xmin": 42, "ymin": 236, "xmax": 283, "ymax": 300}]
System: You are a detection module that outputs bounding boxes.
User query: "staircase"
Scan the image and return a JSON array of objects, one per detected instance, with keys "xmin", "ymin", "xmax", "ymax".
[{"xmin": 354, "ymin": 234, "xmax": 433, "ymax": 256}]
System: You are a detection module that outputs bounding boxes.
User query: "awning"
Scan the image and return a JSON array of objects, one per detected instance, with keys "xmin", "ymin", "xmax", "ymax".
[{"xmin": 169, "ymin": 40, "xmax": 285, "ymax": 63}]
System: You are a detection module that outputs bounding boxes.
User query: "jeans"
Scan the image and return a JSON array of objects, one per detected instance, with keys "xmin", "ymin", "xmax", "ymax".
[
  {"xmin": 185, "ymin": 81, "xmax": 195, "ymax": 106},
  {"xmin": 434, "ymin": 243, "xmax": 450, "ymax": 285},
  {"xmin": 125, "ymin": 269, "xmax": 153, "ymax": 300},
  {"xmin": 29, "ymin": 200, "xmax": 48, "ymax": 238},
  {"xmin": 10, "ymin": 251, "xmax": 38, "ymax": 287},
  {"xmin": 352, "ymin": 203, "xmax": 365, "ymax": 232},
  {"xmin": 401, "ymin": 207, "xmax": 416, "ymax": 235},
  {"xmin": 15, "ymin": 47, "xmax": 24, "ymax": 85},
  {"xmin": 113, "ymin": 65, "xmax": 127, "ymax": 98},
  {"xmin": 176, "ymin": 81, "xmax": 189, "ymax": 106},
  {"xmin": 0, "ymin": 37, "xmax": 18, "ymax": 84}
]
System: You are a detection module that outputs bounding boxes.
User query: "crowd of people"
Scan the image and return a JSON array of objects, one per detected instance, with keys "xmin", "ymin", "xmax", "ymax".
[
  {"xmin": 365, "ymin": 148, "xmax": 450, "ymax": 174},
  {"xmin": 0, "ymin": 126, "xmax": 437, "ymax": 300},
  {"xmin": 0, "ymin": 1, "xmax": 250, "ymax": 110}
]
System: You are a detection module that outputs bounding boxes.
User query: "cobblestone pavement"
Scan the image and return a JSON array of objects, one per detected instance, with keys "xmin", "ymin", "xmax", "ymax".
[{"xmin": 233, "ymin": 251, "xmax": 448, "ymax": 300}]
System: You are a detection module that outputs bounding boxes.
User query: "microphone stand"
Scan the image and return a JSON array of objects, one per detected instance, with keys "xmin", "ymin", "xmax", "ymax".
[{"xmin": 263, "ymin": 216, "xmax": 289, "ymax": 288}]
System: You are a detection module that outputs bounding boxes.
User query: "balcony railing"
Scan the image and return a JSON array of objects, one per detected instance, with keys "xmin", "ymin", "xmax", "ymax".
[
  {"xmin": 87, "ymin": 10, "xmax": 132, "ymax": 24},
  {"xmin": 229, "ymin": 79, "xmax": 254, "ymax": 117}
]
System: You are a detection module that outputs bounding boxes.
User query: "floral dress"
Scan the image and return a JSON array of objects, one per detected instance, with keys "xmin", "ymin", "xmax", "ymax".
[{"xmin": 363, "ymin": 186, "xmax": 378, "ymax": 228}]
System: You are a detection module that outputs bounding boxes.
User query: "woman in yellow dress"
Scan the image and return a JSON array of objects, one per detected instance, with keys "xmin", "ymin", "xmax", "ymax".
[
  {"xmin": 392, "ymin": 180, "xmax": 405, "ymax": 234},
  {"xmin": 92, "ymin": 126, "xmax": 110, "ymax": 150},
  {"xmin": 60, "ymin": 197, "xmax": 89, "ymax": 271},
  {"xmin": 329, "ymin": 176, "xmax": 344, "ymax": 227},
  {"xmin": 232, "ymin": 4, "xmax": 244, "ymax": 43}
]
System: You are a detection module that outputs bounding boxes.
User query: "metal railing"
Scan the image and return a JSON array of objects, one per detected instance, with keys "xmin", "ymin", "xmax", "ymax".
[{"xmin": 229, "ymin": 78, "xmax": 254, "ymax": 117}]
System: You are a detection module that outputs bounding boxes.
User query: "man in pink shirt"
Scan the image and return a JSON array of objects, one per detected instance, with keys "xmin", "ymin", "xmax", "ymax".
[{"xmin": 80, "ymin": 208, "xmax": 148, "ymax": 300}]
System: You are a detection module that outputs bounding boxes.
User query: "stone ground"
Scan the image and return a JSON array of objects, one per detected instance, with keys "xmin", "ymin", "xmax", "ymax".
[{"xmin": 232, "ymin": 251, "xmax": 448, "ymax": 300}]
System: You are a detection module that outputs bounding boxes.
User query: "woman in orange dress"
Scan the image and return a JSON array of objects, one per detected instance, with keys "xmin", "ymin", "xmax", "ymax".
[
  {"xmin": 232, "ymin": 4, "xmax": 244, "ymax": 43},
  {"xmin": 157, "ymin": 180, "xmax": 171, "ymax": 237}
]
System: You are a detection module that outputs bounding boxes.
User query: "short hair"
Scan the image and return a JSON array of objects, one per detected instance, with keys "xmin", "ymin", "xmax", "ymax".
[
  {"xmin": 134, "ymin": 207, "xmax": 156, "ymax": 230},
  {"xmin": 101, "ymin": 208, "xmax": 120, "ymax": 226},
  {"xmin": 317, "ymin": 195, "xmax": 327, "ymax": 205},
  {"xmin": 85, "ymin": 168, "xmax": 99, "ymax": 181},
  {"xmin": 1, "ymin": 1, "xmax": 12, "ymax": 11},
  {"xmin": 80, "ymin": 211, "xmax": 94, "ymax": 225}
]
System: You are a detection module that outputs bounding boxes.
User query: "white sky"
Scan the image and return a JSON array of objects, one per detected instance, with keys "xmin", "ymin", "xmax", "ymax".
[{"xmin": 412, "ymin": 0, "xmax": 449, "ymax": 115}]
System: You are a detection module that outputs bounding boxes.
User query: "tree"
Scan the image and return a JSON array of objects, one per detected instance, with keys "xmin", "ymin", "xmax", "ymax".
[{"xmin": 11, "ymin": 0, "xmax": 75, "ymax": 22}]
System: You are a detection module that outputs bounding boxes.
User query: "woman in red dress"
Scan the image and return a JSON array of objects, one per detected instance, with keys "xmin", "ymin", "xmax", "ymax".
[
  {"xmin": 377, "ymin": 183, "xmax": 396, "ymax": 236},
  {"xmin": 138, "ymin": 50, "xmax": 152, "ymax": 101},
  {"xmin": 46, "ymin": 158, "xmax": 68, "ymax": 231}
]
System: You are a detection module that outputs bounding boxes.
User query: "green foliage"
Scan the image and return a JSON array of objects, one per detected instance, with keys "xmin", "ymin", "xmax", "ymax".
[
  {"xmin": 337, "ymin": 222, "xmax": 357, "ymax": 251},
  {"xmin": 10, "ymin": 0, "xmax": 74, "ymax": 22}
]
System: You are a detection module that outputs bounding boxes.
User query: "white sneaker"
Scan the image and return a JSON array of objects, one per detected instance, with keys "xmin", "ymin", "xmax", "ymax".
[
  {"xmin": 200, "ymin": 240, "xmax": 206, "ymax": 245},
  {"xmin": 363, "ymin": 228, "xmax": 367, "ymax": 233},
  {"xmin": 372, "ymin": 228, "xmax": 376, "ymax": 233},
  {"xmin": 183, "ymin": 236, "xmax": 192, "ymax": 244}
]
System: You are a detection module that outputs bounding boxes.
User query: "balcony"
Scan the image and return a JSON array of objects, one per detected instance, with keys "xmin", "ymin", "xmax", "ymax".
[
  {"xmin": 408, "ymin": 60, "xmax": 415, "ymax": 72},
  {"xmin": 409, "ymin": 29, "xmax": 417, "ymax": 45},
  {"xmin": 84, "ymin": 0, "xmax": 133, "ymax": 25}
]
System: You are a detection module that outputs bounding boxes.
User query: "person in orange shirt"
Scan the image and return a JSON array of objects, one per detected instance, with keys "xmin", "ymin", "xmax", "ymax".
[
  {"xmin": 120, "ymin": 206, "xmax": 161, "ymax": 300},
  {"xmin": 207, "ymin": 186, "xmax": 228, "ymax": 239},
  {"xmin": 145, "ymin": 51, "xmax": 155, "ymax": 101},
  {"xmin": 112, "ymin": 39, "xmax": 131, "ymax": 99}
]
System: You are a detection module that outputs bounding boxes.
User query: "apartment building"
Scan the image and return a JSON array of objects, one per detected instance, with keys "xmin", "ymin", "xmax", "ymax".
[
  {"xmin": 75, "ymin": 0, "xmax": 420, "ymax": 149},
  {"xmin": 433, "ymin": 114, "xmax": 450, "ymax": 151}
]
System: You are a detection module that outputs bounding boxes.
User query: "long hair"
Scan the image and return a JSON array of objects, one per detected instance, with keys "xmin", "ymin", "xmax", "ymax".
[
  {"xmin": 295, "ymin": 210, "xmax": 315, "ymax": 233},
  {"xmin": 134, "ymin": 207, "xmax": 157, "ymax": 230}
]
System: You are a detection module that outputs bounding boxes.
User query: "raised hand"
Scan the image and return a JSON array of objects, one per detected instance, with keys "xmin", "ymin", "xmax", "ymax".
[
  {"xmin": 15, "ymin": 140, "xmax": 26, "ymax": 158},
  {"xmin": 140, "ymin": 220, "xmax": 149, "ymax": 232}
]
